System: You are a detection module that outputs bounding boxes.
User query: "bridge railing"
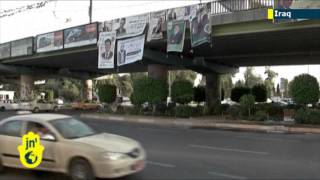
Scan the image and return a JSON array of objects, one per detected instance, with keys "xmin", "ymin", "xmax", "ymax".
[{"xmin": 211, "ymin": 0, "xmax": 273, "ymax": 15}]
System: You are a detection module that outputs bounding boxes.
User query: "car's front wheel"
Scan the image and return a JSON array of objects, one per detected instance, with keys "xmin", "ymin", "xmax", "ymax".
[
  {"xmin": 33, "ymin": 107, "xmax": 40, "ymax": 113},
  {"xmin": 69, "ymin": 158, "xmax": 95, "ymax": 180},
  {"xmin": 53, "ymin": 106, "xmax": 58, "ymax": 112}
]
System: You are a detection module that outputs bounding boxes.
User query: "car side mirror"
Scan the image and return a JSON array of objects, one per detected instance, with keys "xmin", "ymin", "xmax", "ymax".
[{"xmin": 41, "ymin": 134, "xmax": 56, "ymax": 141}]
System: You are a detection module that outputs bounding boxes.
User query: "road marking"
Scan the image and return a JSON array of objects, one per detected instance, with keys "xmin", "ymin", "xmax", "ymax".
[
  {"xmin": 138, "ymin": 127, "xmax": 177, "ymax": 133},
  {"xmin": 189, "ymin": 144, "xmax": 269, "ymax": 155},
  {"xmin": 208, "ymin": 171, "xmax": 248, "ymax": 180},
  {"xmin": 235, "ymin": 136, "xmax": 300, "ymax": 143},
  {"xmin": 147, "ymin": 161, "xmax": 176, "ymax": 168}
]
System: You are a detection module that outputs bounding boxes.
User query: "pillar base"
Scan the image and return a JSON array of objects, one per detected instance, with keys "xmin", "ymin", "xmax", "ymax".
[{"xmin": 205, "ymin": 72, "xmax": 221, "ymax": 109}]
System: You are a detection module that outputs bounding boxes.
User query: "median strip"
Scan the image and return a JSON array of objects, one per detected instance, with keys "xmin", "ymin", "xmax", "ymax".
[
  {"xmin": 189, "ymin": 144, "xmax": 269, "ymax": 155},
  {"xmin": 146, "ymin": 161, "xmax": 176, "ymax": 168}
]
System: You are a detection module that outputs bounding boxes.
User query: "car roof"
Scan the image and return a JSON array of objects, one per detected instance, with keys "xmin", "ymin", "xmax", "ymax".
[{"xmin": 3, "ymin": 113, "xmax": 71, "ymax": 122}]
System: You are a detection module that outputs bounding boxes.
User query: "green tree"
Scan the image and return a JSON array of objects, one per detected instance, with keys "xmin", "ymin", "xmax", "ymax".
[
  {"xmin": 193, "ymin": 86, "xmax": 206, "ymax": 104},
  {"xmin": 97, "ymin": 83, "xmax": 116, "ymax": 103},
  {"xmin": 171, "ymin": 80, "xmax": 194, "ymax": 105},
  {"xmin": 251, "ymin": 84, "xmax": 267, "ymax": 102},
  {"xmin": 289, "ymin": 74, "xmax": 319, "ymax": 105},
  {"xmin": 244, "ymin": 67, "xmax": 263, "ymax": 88},
  {"xmin": 240, "ymin": 94, "xmax": 255, "ymax": 117},
  {"xmin": 264, "ymin": 67, "xmax": 278, "ymax": 98},
  {"xmin": 231, "ymin": 86, "xmax": 251, "ymax": 102}
]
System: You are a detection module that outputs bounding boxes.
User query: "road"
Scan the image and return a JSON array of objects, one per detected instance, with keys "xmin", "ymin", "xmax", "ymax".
[{"xmin": 1, "ymin": 111, "xmax": 320, "ymax": 179}]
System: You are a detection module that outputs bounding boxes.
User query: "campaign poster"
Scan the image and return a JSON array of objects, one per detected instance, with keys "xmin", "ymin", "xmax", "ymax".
[
  {"xmin": 98, "ymin": 32, "xmax": 116, "ymax": 69},
  {"xmin": 190, "ymin": 5, "xmax": 211, "ymax": 47},
  {"xmin": 167, "ymin": 20, "xmax": 186, "ymax": 52},
  {"xmin": 64, "ymin": 23, "xmax": 97, "ymax": 48},
  {"xmin": 166, "ymin": 7, "xmax": 185, "ymax": 21},
  {"xmin": 99, "ymin": 20, "xmax": 113, "ymax": 32},
  {"xmin": 117, "ymin": 35, "xmax": 145, "ymax": 66},
  {"xmin": 11, "ymin": 37, "xmax": 33, "ymax": 57},
  {"xmin": 113, "ymin": 14, "xmax": 148, "ymax": 39},
  {"xmin": 147, "ymin": 10, "xmax": 165, "ymax": 41},
  {"xmin": 0, "ymin": 43, "xmax": 11, "ymax": 59},
  {"xmin": 36, "ymin": 31, "xmax": 63, "ymax": 53}
]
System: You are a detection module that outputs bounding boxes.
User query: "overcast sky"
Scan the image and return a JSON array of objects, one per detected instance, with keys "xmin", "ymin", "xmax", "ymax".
[{"xmin": 0, "ymin": 0, "xmax": 319, "ymax": 86}]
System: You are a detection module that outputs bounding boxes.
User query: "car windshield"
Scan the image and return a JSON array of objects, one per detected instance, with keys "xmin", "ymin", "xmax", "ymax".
[{"xmin": 50, "ymin": 118, "xmax": 96, "ymax": 139}]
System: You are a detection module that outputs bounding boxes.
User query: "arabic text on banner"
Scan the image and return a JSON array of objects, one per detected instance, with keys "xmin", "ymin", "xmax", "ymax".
[
  {"xmin": 147, "ymin": 10, "xmax": 165, "ymax": 41},
  {"xmin": 98, "ymin": 32, "xmax": 116, "ymax": 69},
  {"xmin": 117, "ymin": 34, "xmax": 145, "ymax": 66},
  {"xmin": 167, "ymin": 20, "xmax": 186, "ymax": 52}
]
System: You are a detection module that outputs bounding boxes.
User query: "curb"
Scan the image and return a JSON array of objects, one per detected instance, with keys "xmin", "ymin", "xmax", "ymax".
[{"xmin": 80, "ymin": 114, "xmax": 320, "ymax": 134}]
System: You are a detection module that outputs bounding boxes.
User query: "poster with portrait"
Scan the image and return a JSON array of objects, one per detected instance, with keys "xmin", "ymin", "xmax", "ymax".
[
  {"xmin": 184, "ymin": 4, "xmax": 198, "ymax": 21},
  {"xmin": 117, "ymin": 35, "xmax": 145, "ymax": 66},
  {"xmin": 113, "ymin": 14, "xmax": 148, "ymax": 39},
  {"xmin": 0, "ymin": 43, "xmax": 11, "ymax": 59},
  {"xmin": 36, "ymin": 30, "xmax": 63, "ymax": 53},
  {"xmin": 190, "ymin": 5, "xmax": 211, "ymax": 47},
  {"xmin": 98, "ymin": 32, "xmax": 116, "ymax": 69},
  {"xmin": 166, "ymin": 7, "xmax": 185, "ymax": 21},
  {"xmin": 11, "ymin": 37, "xmax": 33, "ymax": 57},
  {"xmin": 64, "ymin": 23, "xmax": 97, "ymax": 48},
  {"xmin": 147, "ymin": 10, "xmax": 165, "ymax": 41},
  {"xmin": 99, "ymin": 20, "xmax": 113, "ymax": 32},
  {"xmin": 167, "ymin": 20, "xmax": 186, "ymax": 52}
]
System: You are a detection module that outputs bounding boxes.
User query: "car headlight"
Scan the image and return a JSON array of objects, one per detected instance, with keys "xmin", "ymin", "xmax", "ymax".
[{"xmin": 102, "ymin": 152, "xmax": 126, "ymax": 160}]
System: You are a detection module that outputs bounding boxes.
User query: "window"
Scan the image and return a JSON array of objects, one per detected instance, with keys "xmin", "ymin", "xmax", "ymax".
[
  {"xmin": 26, "ymin": 122, "xmax": 55, "ymax": 140},
  {"xmin": 0, "ymin": 120, "xmax": 23, "ymax": 137}
]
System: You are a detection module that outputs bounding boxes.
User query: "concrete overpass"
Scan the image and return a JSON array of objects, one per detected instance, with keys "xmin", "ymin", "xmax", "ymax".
[{"xmin": 0, "ymin": 0, "xmax": 320, "ymax": 106}]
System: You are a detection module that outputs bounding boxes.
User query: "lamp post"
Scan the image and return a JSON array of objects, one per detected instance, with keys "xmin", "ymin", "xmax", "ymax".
[{"xmin": 89, "ymin": 0, "xmax": 92, "ymax": 23}]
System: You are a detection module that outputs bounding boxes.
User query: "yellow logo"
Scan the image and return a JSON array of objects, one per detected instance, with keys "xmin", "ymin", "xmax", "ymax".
[{"xmin": 17, "ymin": 132, "xmax": 45, "ymax": 168}]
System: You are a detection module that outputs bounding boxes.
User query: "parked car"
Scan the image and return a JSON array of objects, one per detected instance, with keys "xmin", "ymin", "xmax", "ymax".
[
  {"xmin": 71, "ymin": 101, "xmax": 103, "ymax": 110},
  {"xmin": 0, "ymin": 114, "xmax": 146, "ymax": 180},
  {"xmin": 0, "ymin": 101, "xmax": 31, "ymax": 111},
  {"xmin": 30, "ymin": 99, "xmax": 59, "ymax": 113}
]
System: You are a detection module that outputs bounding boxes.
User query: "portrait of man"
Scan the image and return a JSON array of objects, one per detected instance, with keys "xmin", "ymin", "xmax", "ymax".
[
  {"xmin": 191, "ymin": 7, "xmax": 210, "ymax": 43},
  {"xmin": 169, "ymin": 24, "xmax": 183, "ymax": 44},
  {"xmin": 116, "ymin": 18, "xmax": 127, "ymax": 36},
  {"xmin": 151, "ymin": 17, "xmax": 163, "ymax": 37},
  {"xmin": 101, "ymin": 39, "xmax": 113, "ymax": 60},
  {"xmin": 117, "ymin": 44, "xmax": 126, "ymax": 65},
  {"xmin": 167, "ymin": 9, "xmax": 177, "ymax": 21}
]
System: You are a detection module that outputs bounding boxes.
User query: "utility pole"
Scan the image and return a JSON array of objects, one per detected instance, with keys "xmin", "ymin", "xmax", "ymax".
[{"xmin": 89, "ymin": 0, "xmax": 92, "ymax": 23}]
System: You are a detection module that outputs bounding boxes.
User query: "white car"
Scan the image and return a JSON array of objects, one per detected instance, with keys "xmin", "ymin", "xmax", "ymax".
[
  {"xmin": 0, "ymin": 114, "xmax": 146, "ymax": 180},
  {"xmin": 30, "ymin": 99, "xmax": 59, "ymax": 113},
  {"xmin": 0, "ymin": 101, "xmax": 31, "ymax": 111}
]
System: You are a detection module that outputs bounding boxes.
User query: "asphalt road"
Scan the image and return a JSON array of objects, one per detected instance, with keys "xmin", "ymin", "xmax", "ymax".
[{"xmin": 1, "ymin": 111, "xmax": 320, "ymax": 180}]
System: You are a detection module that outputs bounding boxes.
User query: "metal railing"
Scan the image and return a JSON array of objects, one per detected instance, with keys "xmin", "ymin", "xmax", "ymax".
[{"xmin": 211, "ymin": 0, "xmax": 273, "ymax": 15}]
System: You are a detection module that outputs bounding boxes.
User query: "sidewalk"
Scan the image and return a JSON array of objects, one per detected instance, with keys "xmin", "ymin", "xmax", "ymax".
[{"xmin": 80, "ymin": 113, "xmax": 320, "ymax": 134}]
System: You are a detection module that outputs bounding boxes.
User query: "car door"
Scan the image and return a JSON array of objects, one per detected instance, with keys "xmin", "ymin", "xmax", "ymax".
[
  {"xmin": 24, "ymin": 121, "xmax": 57, "ymax": 170},
  {"xmin": 0, "ymin": 120, "xmax": 25, "ymax": 168}
]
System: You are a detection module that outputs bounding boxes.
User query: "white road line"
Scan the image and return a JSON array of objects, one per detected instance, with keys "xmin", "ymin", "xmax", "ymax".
[
  {"xmin": 235, "ymin": 136, "xmax": 299, "ymax": 143},
  {"xmin": 208, "ymin": 171, "xmax": 248, "ymax": 180},
  {"xmin": 138, "ymin": 127, "xmax": 177, "ymax": 133},
  {"xmin": 147, "ymin": 161, "xmax": 176, "ymax": 168},
  {"xmin": 189, "ymin": 144, "xmax": 269, "ymax": 155}
]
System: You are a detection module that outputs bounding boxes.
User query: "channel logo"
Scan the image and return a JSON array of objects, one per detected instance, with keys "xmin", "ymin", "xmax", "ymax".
[{"xmin": 17, "ymin": 132, "xmax": 45, "ymax": 168}]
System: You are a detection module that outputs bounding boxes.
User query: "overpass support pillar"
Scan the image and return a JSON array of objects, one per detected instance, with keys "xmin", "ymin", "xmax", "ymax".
[
  {"xmin": 205, "ymin": 72, "xmax": 221, "ymax": 110},
  {"xmin": 148, "ymin": 64, "xmax": 168, "ymax": 80},
  {"xmin": 20, "ymin": 75, "xmax": 34, "ymax": 101},
  {"xmin": 82, "ymin": 79, "xmax": 93, "ymax": 101}
]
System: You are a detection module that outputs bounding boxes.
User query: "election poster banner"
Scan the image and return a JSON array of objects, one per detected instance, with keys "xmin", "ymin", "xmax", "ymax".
[
  {"xmin": 64, "ymin": 23, "xmax": 97, "ymax": 48},
  {"xmin": 0, "ymin": 43, "xmax": 11, "ymax": 59},
  {"xmin": 113, "ymin": 14, "xmax": 148, "ymax": 39},
  {"xmin": 98, "ymin": 32, "xmax": 116, "ymax": 69},
  {"xmin": 190, "ymin": 5, "xmax": 211, "ymax": 47},
  {"xmin": 36, "ymin": 31, "xmax": 63, "ymax": 53},
  {"xmin": 167, "ymin": 20, "xmax": 186, "ymax": 52},
  {"xmin": 166, "ymin": 7, "xmax": 185, "ymax": 21},
  {"xmin": 117, "ymin": 35, "xmax": 145, "ymax": 66},
  {"xmin": 99, "ymin": 20, "xmax": 113, "ymax": 32},
  {"xmin": 147, "ymin": 10, "xmax": 165, "ymax": 41},
  {"xmin": 11, "ymin": 37, "xmax": 33, "ymax": 57}
]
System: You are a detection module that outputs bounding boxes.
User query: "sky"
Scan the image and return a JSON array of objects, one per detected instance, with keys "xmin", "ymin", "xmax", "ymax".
[{"xmin": 0, "ymin": 0, "xmax": 319, "ymax": 86}]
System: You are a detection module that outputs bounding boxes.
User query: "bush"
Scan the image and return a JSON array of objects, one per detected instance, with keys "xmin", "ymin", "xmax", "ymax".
[
  {"xmin": 231, "ymin": 87, "xmax": 251, "ymax": 102},
  {"xmin": 289, "ymin": 74, "xmax": 320, "ymax": 105},
  {"xmin": 240, "ymin": 94, "xmax": 255, "ymax": 116},
  {"xmin": 226, "ymin": 105, "xmax": 241, "ymax": 119},
  {"xmin": 193, "ymin": 86, "xmax": 206, "ymax": 104},
  {"xmin": 294, "ymin": 108, "xmax": 320, "ymax": 124},
  {"xmin": 255, "ymin": 103, "xmax": 284, "ymax": 121},
  {"xmin": 251, "ymin": 84, "xmax": 267, "ymax": 102},
  {"xmin": 253, "ymin": 110, "xmax": 268, "ymax": 121},
  {"xmin": 171, "ymin": 80, "xmax": 194, "ymax": 105},
  {"xmin": 175, "ymin": 105, "xmax": 193, "ymax": 118},
  {"xmin": 97, "ymin": 84, "xmax": 117, "ymax": 104},
  {"xmin": 131, "ymin": 77, "xmax": 168, "ymax": 107}
]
